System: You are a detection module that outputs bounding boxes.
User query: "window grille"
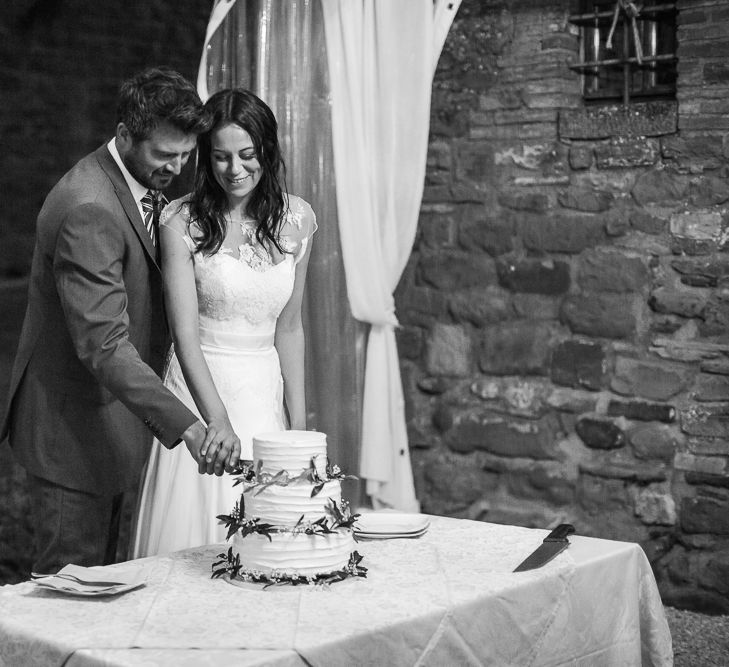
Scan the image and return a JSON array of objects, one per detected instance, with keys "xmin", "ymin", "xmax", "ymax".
[{"xmin": 569, "ymin": 1, "xmax": 677, "ymax": 105}]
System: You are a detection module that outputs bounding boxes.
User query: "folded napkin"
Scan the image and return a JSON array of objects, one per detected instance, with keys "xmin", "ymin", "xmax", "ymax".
[{"xmin": 32, "ymin": 562, "xmax": 149, "ymax": 597}]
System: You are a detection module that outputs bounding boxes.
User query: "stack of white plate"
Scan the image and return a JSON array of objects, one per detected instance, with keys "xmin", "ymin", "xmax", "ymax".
[{"xmin": 354, "ymin": 511, "xmax": 430, "ymax": 540}]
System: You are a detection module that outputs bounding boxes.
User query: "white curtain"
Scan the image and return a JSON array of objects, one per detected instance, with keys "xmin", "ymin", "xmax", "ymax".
[{"xmin": 321, "ymin": 0, "xmax": 460, "ymax": 511}]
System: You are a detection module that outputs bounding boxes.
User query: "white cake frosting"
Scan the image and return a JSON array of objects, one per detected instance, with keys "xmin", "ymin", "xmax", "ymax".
[{"xmin": 225, "ymin": 430, "xmax": 358, "ymax": 581}]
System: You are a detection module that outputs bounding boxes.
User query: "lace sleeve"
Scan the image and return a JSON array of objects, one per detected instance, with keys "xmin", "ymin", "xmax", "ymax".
[
  {"xmin": 281, "ymin": 195, "xmax": 317, "ymax": 265},
  {"xmin": 160, "ymin": 197, "xmax": 196, "ymax": 254}
]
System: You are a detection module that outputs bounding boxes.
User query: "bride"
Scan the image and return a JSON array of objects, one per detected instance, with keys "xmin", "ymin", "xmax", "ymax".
[{"xmin": 131, "ymin": 88, "xmax": 317, "ymax": 558}]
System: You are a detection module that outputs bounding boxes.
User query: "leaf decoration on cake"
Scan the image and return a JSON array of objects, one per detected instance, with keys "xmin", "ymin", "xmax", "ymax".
[
  {"xmin": 211, "ymin": 548, "xmax": 368, "ymax": 586},
  {"xmin": 253, "ymin": 469, "xmax": 289, "ymax": 496}
]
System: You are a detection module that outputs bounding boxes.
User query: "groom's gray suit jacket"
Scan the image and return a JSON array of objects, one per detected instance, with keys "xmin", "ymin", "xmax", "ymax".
[{"xmin": 0, "ymin": 144, "xmax": 197, "ymax": 495}]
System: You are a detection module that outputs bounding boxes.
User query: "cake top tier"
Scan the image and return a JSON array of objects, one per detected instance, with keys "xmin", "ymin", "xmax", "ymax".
[{"xmin": 252, "ymin": 430, "xmax": 328, "ymax": 476}]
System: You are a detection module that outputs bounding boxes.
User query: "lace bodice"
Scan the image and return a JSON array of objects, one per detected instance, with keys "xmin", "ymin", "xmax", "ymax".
[{"xmin": 161, "ymin": 196, "xmax": 316, "ymax": 336}]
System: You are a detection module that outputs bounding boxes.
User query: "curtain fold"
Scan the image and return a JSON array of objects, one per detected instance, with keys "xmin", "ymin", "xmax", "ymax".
[{"xmin": 321, "ymin": 0, "xmax": 459, "ymax": 511}]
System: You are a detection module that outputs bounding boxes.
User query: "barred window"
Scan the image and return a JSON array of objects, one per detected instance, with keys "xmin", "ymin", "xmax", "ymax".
[{"xmin": 569, "ymin": 1, "xmax": 677, "ymax": 104}]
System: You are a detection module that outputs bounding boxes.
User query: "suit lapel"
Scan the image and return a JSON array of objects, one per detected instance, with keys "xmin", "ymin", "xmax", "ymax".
[{"xmin": 94, "ymin": 145, "xmax": 159, "ymax": 269}]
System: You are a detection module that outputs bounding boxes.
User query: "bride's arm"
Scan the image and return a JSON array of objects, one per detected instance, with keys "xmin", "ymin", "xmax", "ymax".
[
  {"xmin": 275, "ymin": 204, "xmax": 316, "ymax": 431},
  {"xmin": 160, "ymin": 220, "xmax": 241, "ymax": 472}
]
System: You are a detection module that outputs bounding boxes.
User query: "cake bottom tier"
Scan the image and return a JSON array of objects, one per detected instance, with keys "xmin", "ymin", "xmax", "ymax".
[{"xmin": 232, "ymin": 528, "xmax": 355, "ymax": 578}]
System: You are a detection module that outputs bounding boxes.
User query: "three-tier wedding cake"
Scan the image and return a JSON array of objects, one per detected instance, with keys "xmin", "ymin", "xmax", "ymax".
[{"xmin": 213, "ymin": 430, "xmax": 366, "ymax": 585}]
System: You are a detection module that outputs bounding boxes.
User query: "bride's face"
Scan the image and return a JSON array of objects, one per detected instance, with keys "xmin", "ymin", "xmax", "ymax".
[{"xmin": 210, "ymin": 122, "xmax": 262, "ymax": 207}]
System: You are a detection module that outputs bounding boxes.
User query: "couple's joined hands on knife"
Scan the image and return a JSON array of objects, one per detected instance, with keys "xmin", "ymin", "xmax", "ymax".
[{"xmin": 182, "ymin": 419, "xmax": 241, "ymax": 476}]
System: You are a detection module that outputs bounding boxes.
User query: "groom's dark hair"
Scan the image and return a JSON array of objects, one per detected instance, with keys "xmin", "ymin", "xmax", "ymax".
[{"xmin": 116, "ymin": 67, "xmax": 210, "ymax": 141}]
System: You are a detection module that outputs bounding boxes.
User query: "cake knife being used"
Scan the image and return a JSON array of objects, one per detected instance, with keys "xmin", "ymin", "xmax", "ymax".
[{"xmin": 513, "ymin": 523, "xmax": 575, "ymax": 572}]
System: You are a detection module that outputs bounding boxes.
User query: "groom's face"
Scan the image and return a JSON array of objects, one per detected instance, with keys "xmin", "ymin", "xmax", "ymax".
[{"xmin": 116, "ymin": 121, "xmax": 197, "ymax": 191}]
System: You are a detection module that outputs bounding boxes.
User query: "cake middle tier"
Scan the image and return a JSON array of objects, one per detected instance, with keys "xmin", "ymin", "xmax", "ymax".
[{"xmin": 244, "ymin": 480, "xmax": 343, "ymax": 526}]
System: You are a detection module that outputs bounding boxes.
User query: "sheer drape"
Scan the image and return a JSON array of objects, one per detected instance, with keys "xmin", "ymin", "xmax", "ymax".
[
  {"xmin": 197, "ymin": 0, "xmax": 365, "ymax": 492},
  {"xmin": 321, "ymin": 0, "xmax": 459, "ymax": 510}
]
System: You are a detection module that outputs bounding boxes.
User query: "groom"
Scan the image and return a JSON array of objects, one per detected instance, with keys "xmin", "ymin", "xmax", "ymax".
[{"xmin": 0, "ymin": 67, "xmax": 240, "ymax": 574}]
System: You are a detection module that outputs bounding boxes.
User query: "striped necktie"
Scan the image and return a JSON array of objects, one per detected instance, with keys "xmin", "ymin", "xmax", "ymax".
[{"xmin": 141, "ymin": 190, "xmax": 166, "ymax": 249}]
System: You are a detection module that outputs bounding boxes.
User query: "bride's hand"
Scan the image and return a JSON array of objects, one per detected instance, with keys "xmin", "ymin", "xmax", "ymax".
[{"xmin": 200, "ymin": 417, "xmax": 241, "ymax": 476}]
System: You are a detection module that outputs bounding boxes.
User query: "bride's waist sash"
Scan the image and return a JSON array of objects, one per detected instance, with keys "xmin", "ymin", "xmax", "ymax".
[{"xmin": 198, "ymin": 325, "xmax": 274, "ymax": 351}]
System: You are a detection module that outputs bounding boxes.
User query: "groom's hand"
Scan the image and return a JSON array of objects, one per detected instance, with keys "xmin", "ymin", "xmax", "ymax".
[{"xmin": 200, "ymin": 418, "xmax": 241, "ymax": 476}]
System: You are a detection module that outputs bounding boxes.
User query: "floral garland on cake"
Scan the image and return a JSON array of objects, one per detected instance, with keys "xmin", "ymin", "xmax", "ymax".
[{"xmin": 211, "ymin": 457, "xmax": 368, "ymax": 586}]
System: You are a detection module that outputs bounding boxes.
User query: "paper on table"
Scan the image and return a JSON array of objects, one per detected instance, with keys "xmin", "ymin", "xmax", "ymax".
[{"xmin": 354, "ymin": 511, "xmax": 430, "ymax": 535}]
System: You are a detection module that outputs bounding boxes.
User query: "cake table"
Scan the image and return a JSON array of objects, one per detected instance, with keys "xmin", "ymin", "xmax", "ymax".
[{"xmin": 0, "ymin": 516, "xmax": 673, "ymax": 666}]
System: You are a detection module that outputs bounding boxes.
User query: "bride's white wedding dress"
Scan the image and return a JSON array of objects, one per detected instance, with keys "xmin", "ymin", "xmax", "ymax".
[{"xmin": 131, "ymin": 194, "xmax": 316, "ymax": 558}]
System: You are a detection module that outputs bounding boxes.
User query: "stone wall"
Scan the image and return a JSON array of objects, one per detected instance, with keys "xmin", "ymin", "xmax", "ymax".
[{"xmin": 399, "ymin": 0, "xmax": 729, "ymax": 613}]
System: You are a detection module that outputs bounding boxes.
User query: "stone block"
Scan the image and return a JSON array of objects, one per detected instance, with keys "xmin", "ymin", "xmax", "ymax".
[
  {"xmin": 634, "ymin": 488, "xmax": 677, "ymax": 526},
  {"xmin": 611, "ymin": 357, "xmax": 691, "ymax": 401},
  {"xmin": 700, "ymin": 358, "xmax": 729, "ymax": 375},
  {"xmin": 568, "ymin": 144, "xmax": 593, "ymax": 170},
  {"xmin": 670, "ymin": 256, "xmax": 729, "ymax": 288},
  {"xmin": 693, "ymin": 373, "xmax": 729, "ymax": 402},
  {"xmin": 681, "ymin": 494, "xmax": 729, "ymax": 534},
  {"xmin": 575, "ymin": 415, "xmax": 625, "ymax": 450},
  {"xmin": 497, "ymin": 257, "xmax": 570, "ymax": 294},
  {"xmin": 446, "ymin": 411, "xmax": 560, "ymax": 460},
  {"xmin": 697, "ymin": 550, "xmax": 729, "ymax": 596},
  {"xmin": 497, "ymin": 190, "xmax": 550, "ymax": 212},
  {"xmin": 479, "ymin": 320, "xmax": 561, "ymax": 376},
  {"xmin": 454, "ymin": 140, "xmax": 498, "ymax": 189},
  {"xmin": 578, "ymin": 460, "xmax": 668, "ymax": 483},
  {"xmin": 417, "ymin": 377, "xmax": 448, "ymax": 396},
  {"xmin": 425, "ymin": 323, "xmax": 472, "ymax": 377},
  {"xmin": 685, "ymin": 472, "xmax": 729, "ymax": 489},
  {"xmin": 632, "ymin": 169, "xmax": 689, "ymax": 206},
  {"xmin": 594, "ymin": 139, "xmax": 660, "ymax": 169},
  {"xmin": 458, "ymin": 217, "xmax": 514, "ymax": 256},
  {"xmin": 512, "ymin": 294, "xmax": 562, "ymax": 320},
  {"xmin": 396, "ymin": 285, "xmax": 447, "ymax": 325},
  {"xmin": 681, "ymin": 405, "xmax": 729, "ymax": 439},
  {"xmin": 705, "ymin": 62, "xmax": 729, "ymax": 85},
  {"xmin": 470, "ymin": 377, "xmax": 551, "ymax": 419},
  {"xmin": 688, "ymin": 438, "xmax": 729, "ymax": 456},
  {"xmin": 395, "ymin": 326, "xmax": 424, "ymax": 360},
  {"xmin": 628, "ymin": 424, "xmax": 678, "ymax": 462},
  {"xmin": 577, "ymin": 249, "xmax": 649, "ymax": 293},
  {"xmin": 418, "ymin": 251, "xmax": 497, "ymax": 290},
  {"xmin": 648, "ymin": 287, "xmax": 707, "ymax": 319},
  {"xmin": 608, "ymin": 400, "xmax": 676, "ymax": 423},
  {"xmin": 423, "ymin": 457, "xmax": 490, "ymax": 507},
  {"xmin": 674, "ymin": 452, "xmax": 728, "ymax": 476},
  {"xmin": 560, "ymin": 294, "xmax": 637, "ymax": 339},
  {"xmin": 678, "ymin": 39, "xmax": 729, "ymax": 58},
  {"xmin": 448, "ymin": 286, "xmax": 512, "ymax": 327},
  {"xmin": 550, "ymin": 340, "xmax": 605, "ymax": 391},
  {"xmin": 506, "ymin": 467, "xmax": 576, "ymax": 506},
  {"xmin": 520, "ymin": 213, "xmax": 605, "ymax": 254},
  {"xmin": 661, "ymin": 135, "xmax": 726, "ymax": 170},
  {"xmin": 419, "ymin": 210, "xmax": 458, "ymax": 249},
  {"xmin": 669, "ymin": 211, "xmax": 724, "ymax": 244},
  {"xmin": 558, "ymin": 187, "xmax": 613, "ymax": 212},
  {"xmin": 546, "ymin": 388, "xmax": 599, "ymax": 414},
  {"xmin": 629, "ymin": 209, "xmax": 668, "ymax": 235},
  {"xmin": 559, "ymin": 102, "xmax": 678, "ymax": 139},
  {"xmin": 576, "ymin": 474, "xmax": 630, "ymax": 513},
  {"xmin": 688, "ymin": 176, "xmax": 729, "ymax": 207}
]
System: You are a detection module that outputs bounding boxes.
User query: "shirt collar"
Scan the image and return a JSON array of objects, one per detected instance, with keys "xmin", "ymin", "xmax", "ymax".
[{"xmin": 107, "ymin": 138, "xmax": 151, "ymax": 206}]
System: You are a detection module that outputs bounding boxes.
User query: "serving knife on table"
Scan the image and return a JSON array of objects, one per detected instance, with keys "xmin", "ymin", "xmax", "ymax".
[{"xmin": 513, "ymin": 523, "xmax": 575, "ymax": 572}]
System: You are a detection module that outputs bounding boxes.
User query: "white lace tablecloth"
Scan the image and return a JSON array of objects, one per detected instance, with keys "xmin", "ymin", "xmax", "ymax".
[{"xmin": 0, "ymin": 517, "xmax": 673, "ymax": 667}]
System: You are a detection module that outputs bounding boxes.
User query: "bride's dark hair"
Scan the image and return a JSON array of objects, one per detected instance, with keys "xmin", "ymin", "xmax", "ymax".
[{"xmin": 188, "ymin": 88, "xmax": 287, "ymax": 255}]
